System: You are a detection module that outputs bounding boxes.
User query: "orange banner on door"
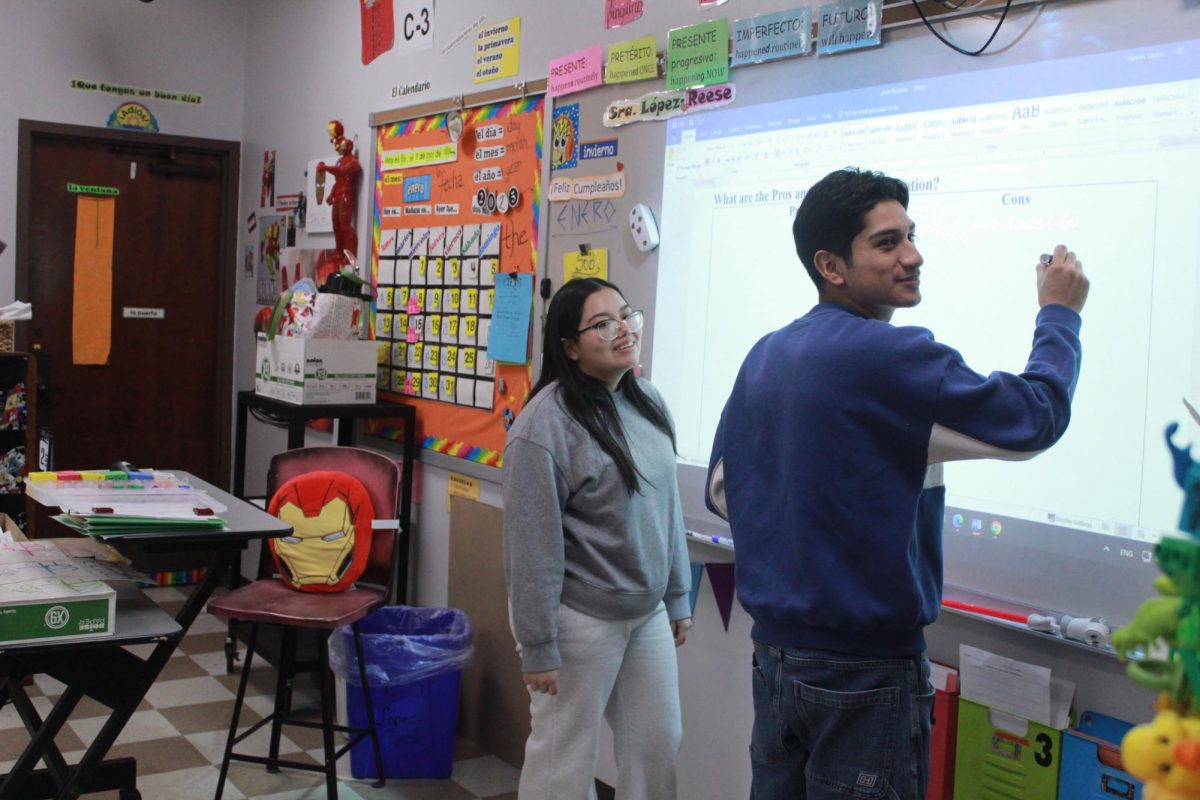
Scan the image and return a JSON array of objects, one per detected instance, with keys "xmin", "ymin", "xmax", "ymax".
[{"xmin": 72, "ymin": 196, "xmax": 114, "ymax": 365}]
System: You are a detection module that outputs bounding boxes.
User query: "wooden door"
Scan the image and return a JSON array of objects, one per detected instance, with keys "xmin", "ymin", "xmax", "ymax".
[{"xmin": 15, "ymin": 121, "xmax": 239, "ymax": 487}]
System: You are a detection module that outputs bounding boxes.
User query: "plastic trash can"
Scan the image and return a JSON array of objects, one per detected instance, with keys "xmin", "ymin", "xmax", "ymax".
[{"xmin": 330, "ymin": 605, "xmax": 473, "ymax": 780}]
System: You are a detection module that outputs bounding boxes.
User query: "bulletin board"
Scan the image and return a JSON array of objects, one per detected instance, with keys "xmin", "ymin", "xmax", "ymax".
[{"xmin": 369, "ymin": 94, "xmax": 544, "ymax": 465}]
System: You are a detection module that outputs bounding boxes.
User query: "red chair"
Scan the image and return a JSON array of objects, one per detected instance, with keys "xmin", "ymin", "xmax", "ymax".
[{"xmin": 207, "ymin": 446, "xmax": 402, "ymax": 800}]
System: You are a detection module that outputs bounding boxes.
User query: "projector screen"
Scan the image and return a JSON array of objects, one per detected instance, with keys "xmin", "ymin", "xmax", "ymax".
[{"xmin": 652, "ymin": 26, "xmax": 1200, "ymax": 623}]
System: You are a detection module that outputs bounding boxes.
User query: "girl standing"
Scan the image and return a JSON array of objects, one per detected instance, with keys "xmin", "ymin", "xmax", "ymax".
[{"xmin": 503, "ymin": 278, "xmax": 692, "ymax": 799}]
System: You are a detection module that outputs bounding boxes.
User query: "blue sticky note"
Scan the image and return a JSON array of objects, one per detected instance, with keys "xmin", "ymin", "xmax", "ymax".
[
  {"xmin": 816, "ymin": 0, "xmax": 881, "ymax": 55},
  {"xmin": 487, "ymin": 272, "xmax": 534, "ymax": 364}
]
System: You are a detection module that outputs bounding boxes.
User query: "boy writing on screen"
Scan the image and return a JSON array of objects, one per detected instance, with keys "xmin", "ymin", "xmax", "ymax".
[{"xmin": 706, "ymin": 168, "xmax": 1089, "ymax": 799}]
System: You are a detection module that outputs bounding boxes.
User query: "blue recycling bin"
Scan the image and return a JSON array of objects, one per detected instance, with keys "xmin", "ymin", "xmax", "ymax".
[{"xmin": 331, "ymin": 606, "xmax": 473, "ymax": 780}]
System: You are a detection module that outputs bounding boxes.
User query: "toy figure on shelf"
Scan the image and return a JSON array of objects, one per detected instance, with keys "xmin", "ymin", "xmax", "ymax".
[
  {"xmin": 253, "ymin": 305, "xmax": 277, "ymax": 336},
  {"xmin": 0, "ymin": 383, "xmax": 26, "ymax": 430},
  {"xmin": 262, "ymin": 221, "xmax": 281, "ymax": 278},
  {"xmin": 326, "ymin": 119, "xmax": 344, "ymax": 143},
  {"xmin": 0, "ymin": 446, "xmax": 24, "ymax": 494},
  {"xmin": 316, "ymin": 120, "xmax": 361, "ymax": 266}
]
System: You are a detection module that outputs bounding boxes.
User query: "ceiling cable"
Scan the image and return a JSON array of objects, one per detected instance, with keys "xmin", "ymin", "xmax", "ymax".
[{"xmin": 910, "ymin": 0, "xmax": 1016, "ymax": 56}]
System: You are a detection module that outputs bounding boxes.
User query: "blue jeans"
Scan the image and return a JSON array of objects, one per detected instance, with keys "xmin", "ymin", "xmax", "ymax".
[{"xmin": 748, "ymin": 641, "xmax": 933, "ymax": 800}]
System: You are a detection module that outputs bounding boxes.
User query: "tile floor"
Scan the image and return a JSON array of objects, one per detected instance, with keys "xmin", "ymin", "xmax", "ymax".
[{"xmin": 0, "ymin": 585, "xmax": 521, "ymax": 799}]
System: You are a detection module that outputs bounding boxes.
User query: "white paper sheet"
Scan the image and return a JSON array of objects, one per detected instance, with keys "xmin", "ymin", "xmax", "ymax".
[{"xmin": 959, "ymin": 644, "xmax": 1075, "ymax": 728}]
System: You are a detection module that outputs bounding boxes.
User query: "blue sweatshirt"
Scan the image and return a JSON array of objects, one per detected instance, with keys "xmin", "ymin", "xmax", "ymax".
[{"xmin": 706, "ymin": 302, "xmax": 1082, "ymax": 657}]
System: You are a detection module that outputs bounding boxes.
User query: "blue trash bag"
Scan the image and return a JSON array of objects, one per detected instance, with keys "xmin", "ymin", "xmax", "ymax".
[{"xmin": 329, "ymin": 605, "xmax": 473, "ymax": 688}]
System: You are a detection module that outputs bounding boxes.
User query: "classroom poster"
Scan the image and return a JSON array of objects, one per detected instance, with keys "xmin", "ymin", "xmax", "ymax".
[
  {"xmin": 817, "ymin": 0, "xmax": 882, "ymax": 55},
  {"xmin": 666, "ymin": 19, "xmax": 730, "ymax": 90},
  {"xmin": 370, "ymin": 95, "xmax": 544, "ymax": 465},
  {"xmin": 606, "ymin": 35, "xmax": 660, "ymax": 84},
  {"xmin": 548, "ymin": 46, "xmax": 604, "ymax": 99},
  {"xmin": 474, "ymin": 17, "xmax": 521, "ymax": 84},
  {"xmin": 732, "ymin": 8, "xmax": 813, "ymax": 66},
  {"xmin": 255, "ymin": 212, "xmax": 295, "ymax": 304}
]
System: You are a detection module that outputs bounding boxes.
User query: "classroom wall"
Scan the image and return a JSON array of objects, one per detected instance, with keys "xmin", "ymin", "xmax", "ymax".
[
  {"xmin": 0, "ymin": 1, "xmax": 1158, "ymax": 796},
  {"xmin": 0, "ymin": 0, "xmax": 249, "ymax": 302},
  {"xmin": 232, "ymin": 4, "xmax": 1154, "ymax": 798}
]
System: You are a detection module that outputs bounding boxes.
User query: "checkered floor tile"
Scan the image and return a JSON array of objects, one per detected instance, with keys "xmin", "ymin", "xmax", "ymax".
[{"xmin": 1, "ymin": 586, "xmax": 520, "ymax": 799}]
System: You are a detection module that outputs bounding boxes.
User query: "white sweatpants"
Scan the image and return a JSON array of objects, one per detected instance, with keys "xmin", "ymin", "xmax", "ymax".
[{"xmin": 518, "ymin": 602, "xmax": 682, "ymax": 800}]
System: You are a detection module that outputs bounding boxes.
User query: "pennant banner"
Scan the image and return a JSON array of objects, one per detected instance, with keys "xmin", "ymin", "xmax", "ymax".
[
  {"xmin": 688, "ymin": 561, "xmax": 705, "ymax": 616},
  {"xmin": 705, "ymin": 562, "xmax": 736, "ymax": 632}
]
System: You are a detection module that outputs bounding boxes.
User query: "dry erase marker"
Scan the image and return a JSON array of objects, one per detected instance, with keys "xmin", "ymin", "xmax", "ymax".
[
  {"xmin": 941, "ymin": 598, "xmax": 1028, "ymax": 624},
  {"xmin": 685, "ymin": 530, "xmax": 735, "ymax": 548}
]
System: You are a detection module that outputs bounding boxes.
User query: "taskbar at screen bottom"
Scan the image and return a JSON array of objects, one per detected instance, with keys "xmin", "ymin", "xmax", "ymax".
[
  {"xmin": 943, "ymin": 506, "xmax": 1162, "ymax": 567},
  {"xmin": 942, "ymin": 505, "xmax": 1165, "ymax": 625}
]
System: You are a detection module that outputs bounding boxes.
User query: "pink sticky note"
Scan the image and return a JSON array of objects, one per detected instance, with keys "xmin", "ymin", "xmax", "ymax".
[
  {"xmin": 548, "ymin": 46, "xmax": 604, "ymax": 98},
  {"xmin": 406, "ymin": 324, "xmax": 420, "ymax": 343},
  {"xmin": 403, "ymin": 377, "xmax": 415, "ymax": 394},
  {"xmin": 407, "ymin": 295, "xmax": 422, "ymax": 314},
  {"xmin": 606, "ymin": 0, "xmax": 644, "ymax": 29}
]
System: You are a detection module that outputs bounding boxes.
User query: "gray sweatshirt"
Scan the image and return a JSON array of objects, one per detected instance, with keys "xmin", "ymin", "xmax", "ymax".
[{"xmin": 502, "ymin": 379, "xmax": 691, "ymax": 673}]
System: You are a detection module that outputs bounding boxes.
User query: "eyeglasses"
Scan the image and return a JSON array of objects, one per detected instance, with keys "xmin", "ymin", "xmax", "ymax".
[{"xmin": 577, "ymin": 310, "xmax": 644, "ymax": 342}]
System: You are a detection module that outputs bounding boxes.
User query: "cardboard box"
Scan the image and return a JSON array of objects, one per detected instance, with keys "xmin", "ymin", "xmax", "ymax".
[
  {"xmin": 255, "ymin": 335, "xmax": 378, "ymax": 405},
  {"xmin": 1059, "ymin": 710, "xmax": 1142, "ymax": 800},
  {"xmin": 954, "ymin": 698, "xmax": 1064, "ymax": 800},
  {"xmin": 0, "ymin": 540, "xmax": 115, "ymax": 645},
  {"xmin": 928, "ymin": 661, "xmax": 959, "ymax": 800}
]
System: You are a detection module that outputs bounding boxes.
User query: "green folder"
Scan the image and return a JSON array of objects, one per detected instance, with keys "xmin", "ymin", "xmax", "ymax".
[
  {"xmin": 53, "ymin": 513, "xmax": 226, "ymax": 536},
  {"xmin": 954, "ymin": 697, "xmax": 1064, "ymax": 800}
]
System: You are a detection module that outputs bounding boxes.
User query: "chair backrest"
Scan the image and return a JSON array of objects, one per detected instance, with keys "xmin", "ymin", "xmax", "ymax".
[{"xmin": 265, "ymin": 446, "xmax": 402, "ymax": 599}]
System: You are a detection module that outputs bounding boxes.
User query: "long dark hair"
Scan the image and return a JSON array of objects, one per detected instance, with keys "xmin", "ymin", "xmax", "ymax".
[{"xmin": 531, "ymin": 278, "xmax": 675, "ymax": 494}]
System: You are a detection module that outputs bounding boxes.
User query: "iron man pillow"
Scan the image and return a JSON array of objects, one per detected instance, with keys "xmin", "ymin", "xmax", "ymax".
[{"xmin": 267, "ymin": 470, "xmax": 375, "ymax": 593}]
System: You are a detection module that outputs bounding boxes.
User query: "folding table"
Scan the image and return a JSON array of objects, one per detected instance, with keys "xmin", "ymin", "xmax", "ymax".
[{"xmin": 0, "ymin": 474, "xmax": 290, "ymax": 800}]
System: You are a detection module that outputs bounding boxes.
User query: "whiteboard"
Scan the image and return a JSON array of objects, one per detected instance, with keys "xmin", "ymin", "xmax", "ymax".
[{"xmin": 545, "ymin": 0, "xmax": 1200, "ymax": 626}]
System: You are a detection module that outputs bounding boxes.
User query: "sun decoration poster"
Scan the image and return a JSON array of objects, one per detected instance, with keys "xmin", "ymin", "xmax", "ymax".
[{"xmin": 371, "ymin": 95, "xmax": 544, "ymax": 465}]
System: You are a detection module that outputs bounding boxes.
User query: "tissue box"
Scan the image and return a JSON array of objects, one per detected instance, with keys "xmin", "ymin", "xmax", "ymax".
[
  {"xmin": 1058, "ymin": 710, "xmax": 1142, "ymax": 800},
  {"xmin": 255, "ymin": 335, "xmax": 378, "ymax": 405},
  {"xmin": 954, "ymin": 698, "xmax": 1064, "ymax": 800},
  {"xmin": 928, "ymin": 661, "xmax": 959, "ymax": 800}
]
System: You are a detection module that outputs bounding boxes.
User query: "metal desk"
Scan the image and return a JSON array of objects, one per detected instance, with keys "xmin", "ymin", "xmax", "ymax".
[
  {"xmin": 0, "ymin": 475, "xmax": 290, "ymax": 800},
  {"xmin": 232, "ymin": 390, "xmax": 412, "ymax": 498}
]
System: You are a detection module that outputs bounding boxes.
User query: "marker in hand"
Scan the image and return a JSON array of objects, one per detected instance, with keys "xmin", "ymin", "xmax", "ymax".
[{"xmin": 1037, "ymin": 244, "xmax": 1089, "ymax": 313}]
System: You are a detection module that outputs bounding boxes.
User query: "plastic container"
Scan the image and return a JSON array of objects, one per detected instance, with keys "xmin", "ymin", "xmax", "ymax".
[{"xmin": 330, "ymin": 606, "xmax": 473, "ymax": 780}]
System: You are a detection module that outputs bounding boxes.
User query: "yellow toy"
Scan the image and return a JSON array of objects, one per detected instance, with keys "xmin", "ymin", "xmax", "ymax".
[{"xmin": 1123, "ymin": 708, "xmax": 1200, "ymax": 799}]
